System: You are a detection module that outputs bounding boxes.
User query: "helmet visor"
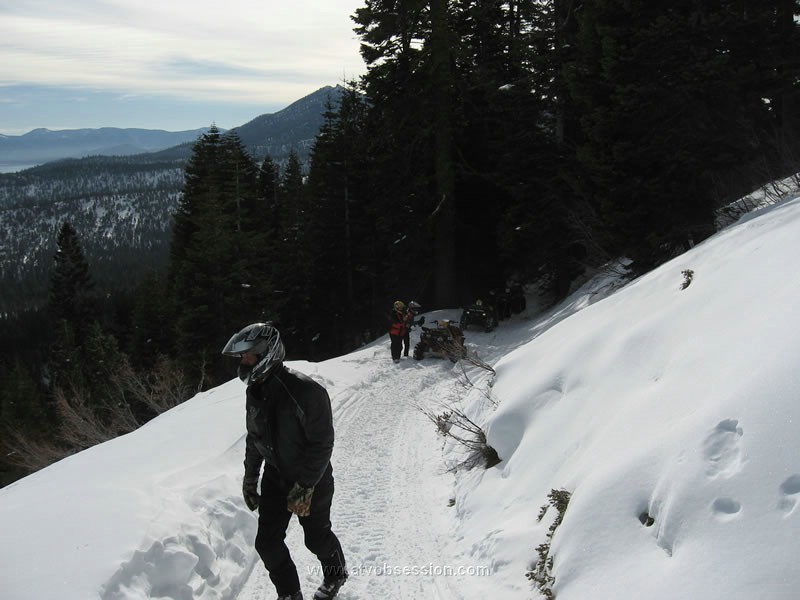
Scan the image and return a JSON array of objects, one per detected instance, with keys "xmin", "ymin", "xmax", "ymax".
[
  {"xmin": 222, "ymin": 331, "xmax": 251, "ymax": 356},
  {"xmin": 221, "ymin": 323, "xmax": 271, "ymax": 356}
]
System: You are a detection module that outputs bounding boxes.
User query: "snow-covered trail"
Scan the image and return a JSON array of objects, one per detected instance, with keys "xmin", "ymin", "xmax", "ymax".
[
  {"xmin": 236, "ymin": 339, "xmax": 471, "ymax": 600},
  {"xmin": 0, "ymin": 285, "xmax": 610, "ymax": 600}
]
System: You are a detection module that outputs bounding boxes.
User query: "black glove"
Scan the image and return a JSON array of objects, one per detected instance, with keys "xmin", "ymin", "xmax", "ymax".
[
  {"xmin": 242, "ymin": 475, "xmax": 260, "ymax": 511},
  {"xmin": 287, "ymin": 482, "xmax": 314, "ymax": 517}
]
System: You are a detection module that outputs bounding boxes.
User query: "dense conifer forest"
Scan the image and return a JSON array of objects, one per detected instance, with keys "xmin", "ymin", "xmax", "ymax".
[{"xmin": 2, "ymin": 1, "xmax": 799, "ymax": 486}]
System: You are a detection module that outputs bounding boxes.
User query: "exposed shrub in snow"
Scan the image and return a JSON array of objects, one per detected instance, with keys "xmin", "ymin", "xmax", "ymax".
[
  {"xmin": 423, "ymin": 407, "xmax": 500, "ymax": 471},
  {"xmin": 527, "ymin": 488, "xmax": 572, "ymax": 598}
]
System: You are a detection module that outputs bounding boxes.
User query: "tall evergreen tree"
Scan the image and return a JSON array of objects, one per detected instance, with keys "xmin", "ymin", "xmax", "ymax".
[
  {"xmin": 428, "ymin": 0, "xmax": 459, "ymax": 307},
  {"xmin": 0, "ymin": 358, "xmax": 46, "ymax": 434},
  {"xmin": 305, "ymin": 95, "xmax": 351, "ymax": 355},
  {"xmin": 48, "ymin": 222, "xmax": 95, "ymax": 336},
  {"xmin": 170, "ymin": 125, "xmax": 224, "ymax": 284},
  {"xmin": 354, "ymin": 0, "xmax": 442, "ymax": 304},
  {"xmin": 270, "ymin": 150, "xmax": 315, "ymax": 356},
  {"xmin": 168, "ymin": 129, "xmax": 265, "ymax": 386},
  {"xmin": 129, "ymin": 272, "xmax": 174, "ymax": 369},
  {"xmin": 256, "ymin": 155, "xmax": 280, "ymax": 235},
  {"xmin": 47, "ymin": 221, "xmax": 97, "ymax": 394},
  {"xmin": 305, "ymin": 85, "xmax": 380, "ymax": 354},
  {"xmin": 247, "ymin": 154, "xmax": 283, "ymax": 321}
]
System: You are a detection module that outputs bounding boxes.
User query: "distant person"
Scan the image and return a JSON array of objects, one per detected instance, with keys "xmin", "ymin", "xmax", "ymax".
[
  {"xmin": 222, "ymin": 323, "xmax": 348, "ymax": 600},
  {"xmin": 389, "ymin": 300, "xmax": 410, "ymax": 362},
  {"xmin": 402, "ymin": 300, "xmax": 423, "ymax": 357}
]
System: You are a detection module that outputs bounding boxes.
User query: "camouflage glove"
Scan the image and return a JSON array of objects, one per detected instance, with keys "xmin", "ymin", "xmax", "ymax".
[
  {"xmin": 242, "ymin": 475, "xmax": 260, "ymax": 511},
  {"xmin": 287, "ymin": 482, "xmax": 314, "ymax": 517}
]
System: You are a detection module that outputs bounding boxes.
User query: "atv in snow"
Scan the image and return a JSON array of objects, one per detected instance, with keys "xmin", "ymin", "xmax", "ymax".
[
  {"xmin": 488, "ymin": 288, "xmax": 511, "ymax": 320},
  {"xmin": 413, "ymin": 320, "xmax": 467, "ymax": 362},
  {"xmin": 508, "ymin": 283, "xmax": 526, "ymax": 314},
  {"xmin": 460, "ymin": 300, "xmax": 498, "ymax": 332},
  {"xmin": 488, "ymin": 284, "xmax": 526, "ymax": 320}
]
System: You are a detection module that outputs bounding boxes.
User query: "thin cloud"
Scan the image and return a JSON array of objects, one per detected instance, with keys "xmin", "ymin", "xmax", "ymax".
[{"xmin": 0, "ymin": 1, "xmax": 365, "ymax": 107}]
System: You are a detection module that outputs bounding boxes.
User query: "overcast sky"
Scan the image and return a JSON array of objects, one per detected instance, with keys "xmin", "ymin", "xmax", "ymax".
[{"xmin": 0, "ymin": 0, "xmax": 366, "ymax": 135}]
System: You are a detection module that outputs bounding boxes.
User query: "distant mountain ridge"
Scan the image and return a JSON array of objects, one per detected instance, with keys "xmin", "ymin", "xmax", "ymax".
[
  {"xmin": 232, "ymin": 85, "xmax": 344, "ymax": 160},
  {"xmin": 0, "ymin": 85, "xmax": 345, "ymax": 169},
  {"xmin": 0, "ymin": 127, "xmax": 212, "ymax": 166}
]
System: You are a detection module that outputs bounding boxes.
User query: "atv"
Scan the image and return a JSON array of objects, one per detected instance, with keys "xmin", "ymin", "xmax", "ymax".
[
  {"xmin": 488, "ymin": 288, "xmax": 511, "ymax": 320},
  {"xmin": 488, "ymin": 284, "xmax": 526, "ymax": 319},
  {"xmin": 460, "ymin": 300, "xmax": 498, "ymax": 332},
  {"xmin": 413, "ymin": 320, "xmax": 467, "ymax": 362},
  {"xmin": 508, "ymin": 283, "xmax": 526, "ymax": 314}
]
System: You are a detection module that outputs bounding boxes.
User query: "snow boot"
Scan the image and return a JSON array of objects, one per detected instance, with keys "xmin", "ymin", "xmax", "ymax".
[
  {"xmin": 313, "ymin": 573, "xmax": 348, "ymax": 599},
  {"xmin": 277, "ymin": 592, "xmax": 302, "ymax": 600}
]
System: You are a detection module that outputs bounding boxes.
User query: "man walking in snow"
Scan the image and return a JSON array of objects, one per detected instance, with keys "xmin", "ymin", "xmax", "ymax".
[{"xmin": 222, "ymin": 323, "xmax": 348, "ymax": 600}]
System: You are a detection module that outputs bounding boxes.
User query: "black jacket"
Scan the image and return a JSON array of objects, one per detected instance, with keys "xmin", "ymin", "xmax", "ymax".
[{"xmin": 244, "ymin": 364, "xmax": 334, "ymax": 488}]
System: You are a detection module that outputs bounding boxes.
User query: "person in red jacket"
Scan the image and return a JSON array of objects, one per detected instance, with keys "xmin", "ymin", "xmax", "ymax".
[
  {"xmin": 389, "ymin": 300, "xmax": 410, "ymax": 362},
  {"xmin": 222, "ymin": 323, "xmax": 347, "ymax": 600}
]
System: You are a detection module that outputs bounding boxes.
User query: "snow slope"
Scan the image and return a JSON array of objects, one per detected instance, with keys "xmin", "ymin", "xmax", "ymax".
[{"xmin": 2, "ymin": 192, "xmax": 800, "ymax": 600}]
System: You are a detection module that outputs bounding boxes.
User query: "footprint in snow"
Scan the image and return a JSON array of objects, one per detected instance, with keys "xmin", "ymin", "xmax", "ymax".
[
  {"xmin": 778, "ymin": 474, "xmax": 800, "ymax": 515},
  {"xmin": 711, "ymin": 497, "xmax": 742, "ymax": 521},
  {"xmin": 703, "ymin": 419, "xmax": 744, "ymax": 479}
]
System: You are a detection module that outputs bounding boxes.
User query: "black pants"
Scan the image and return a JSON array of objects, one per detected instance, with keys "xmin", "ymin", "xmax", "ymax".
[
  {"xmin": 390, "ymin": 334, "xmax": 403, "ymax": 360},
  {"xmin": 255, "ymin": 464, "xmax": 346, "ymax": 596}
]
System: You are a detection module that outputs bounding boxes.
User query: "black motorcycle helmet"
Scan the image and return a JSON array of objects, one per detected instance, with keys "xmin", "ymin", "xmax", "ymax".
[{"xmin": 221, "ymin": 322, "xmax": 286, "ymax": 384}]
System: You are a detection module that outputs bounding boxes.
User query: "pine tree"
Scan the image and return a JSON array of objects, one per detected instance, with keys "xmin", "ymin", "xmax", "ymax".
[
  {"xmin": 428, "ymin": 0, "xmax": 459, "ymax": 307},
  {"xmin": 305, "ymin": 85, "xmax": 379, "ymax": 354},
  {"xmin": 354, "ymin": 0, "xmax": 442, "ymax": 305},
  {"xmin": 47, "ymin": 222, "xmax": 97, "ymax": 394},
  {"xmin": 305, "ymin": 94, "xmax": 350, "ymax": 355},
  {"xmin": 129, "ymin": 272, "xmax": 174, "ymax": 369},
  {"xmin": 270, "ymin": 150, "xmax": 314, "ymax": 355},
  {"xmin": 48, "ymin": 222, "xmax": 95, "ymax": 337},
  {"xmin": 0, "ymin": 358, "xmax": 46, "ymax": 433},
  {"xmin": 170, "ymin": 125, "xmax": 224, "ymax": 284},
  {"xmin": 168, "ymin": 128, "xmax": 265, "ymax": 386},
  {"xmin": 256, "ymin": 154, "xmax": 280, "ymax": 235}
]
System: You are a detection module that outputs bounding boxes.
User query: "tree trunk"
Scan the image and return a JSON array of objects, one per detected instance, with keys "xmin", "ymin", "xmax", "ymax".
[{"xmin": 430, "ymin": 0, "xmax": 458, "ymax": 308}]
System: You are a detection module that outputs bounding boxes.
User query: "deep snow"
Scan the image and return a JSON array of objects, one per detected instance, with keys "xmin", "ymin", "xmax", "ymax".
[{"xmin": 2, "ymin": 185, "xmax": 800, "ymax": 600}]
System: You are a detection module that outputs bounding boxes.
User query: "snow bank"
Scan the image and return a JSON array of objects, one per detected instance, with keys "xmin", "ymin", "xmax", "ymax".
[
  {"xmin": 0, "ymin": 381, "xmax": 258, "ymax": 600},
  {"xmin": 456, "ymin": 196, "xmax": 800, "ymax": 600}
]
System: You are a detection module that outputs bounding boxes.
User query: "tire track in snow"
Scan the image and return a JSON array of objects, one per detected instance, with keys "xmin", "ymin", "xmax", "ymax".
[{"xmin": 328, "ymin": 354, "xmax": 460, "ymax": 599}]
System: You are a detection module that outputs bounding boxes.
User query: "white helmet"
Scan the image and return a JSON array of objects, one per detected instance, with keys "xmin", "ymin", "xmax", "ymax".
[{"xmin": 222, "ymin": 322, "xmax": 285, "ymax": 384}]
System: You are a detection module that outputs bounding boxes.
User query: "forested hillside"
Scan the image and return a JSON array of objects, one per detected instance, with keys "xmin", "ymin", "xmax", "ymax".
[
  {"xmin": 0, "ymin": 86, "xmax": 344, "ymax": 316},
  {"xmin": 0, "ymin": 156, "xmax": 184, "ymax": 314},
  {"xmin": 2, "ymin": 2, "xmax": 798, "ymax": 488}
]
